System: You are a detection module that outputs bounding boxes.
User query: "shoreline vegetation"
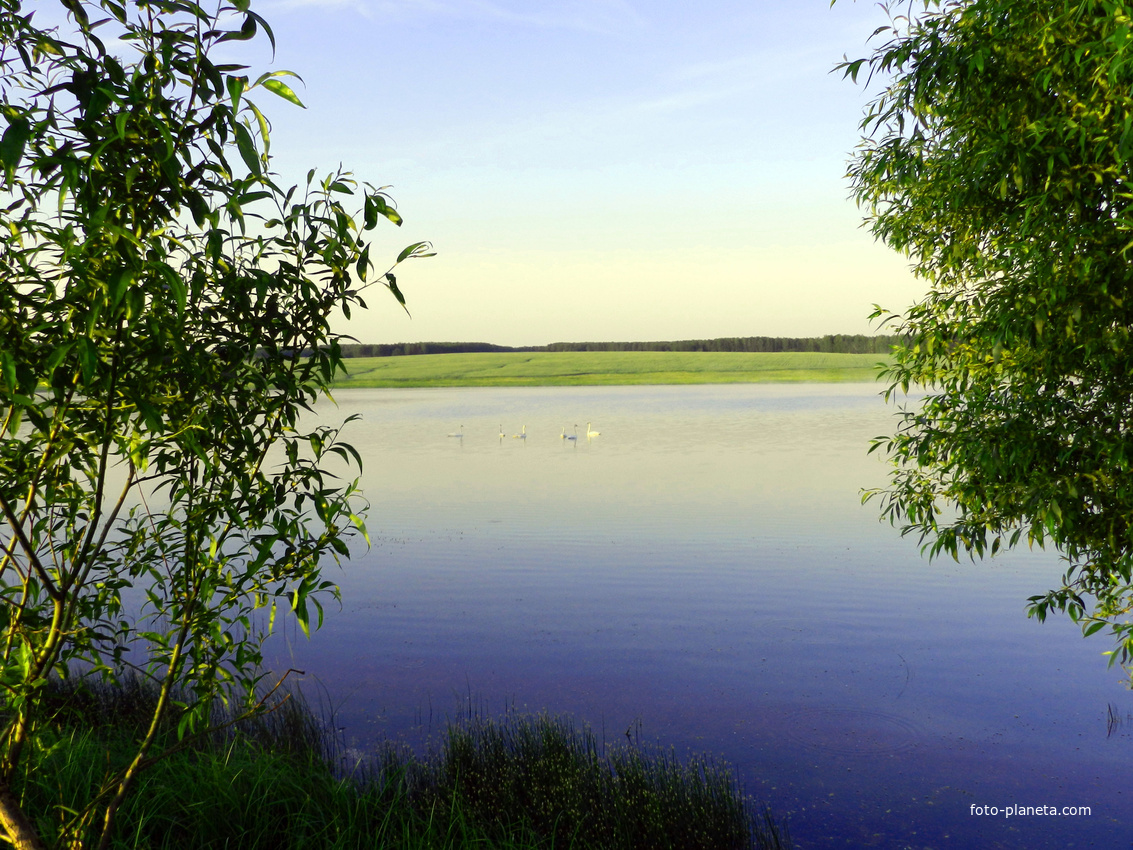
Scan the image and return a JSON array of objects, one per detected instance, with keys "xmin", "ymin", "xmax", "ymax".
[
  {"xmin": 25, "ymin": 677, "xmax": 792, "ymax": 849},
  {"xmin": 334, "ymin": 351, "xmax": 891, "ymax": 388},
  {"xmin": 332, "ymin": 335, "xmax": 898, "ymax": 388},
  {"xmin": 340, "ymin": 334, "xmax": 902, "ymax": 358}
]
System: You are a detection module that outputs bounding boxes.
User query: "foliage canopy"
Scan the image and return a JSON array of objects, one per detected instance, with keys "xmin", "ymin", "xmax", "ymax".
[
  {"xmin": 0, "ymin": 0, "xmax": 429, "ymax": 846},
  {"xmin": 842, "ymin": 0, "xmax": 1133, "ymax": 675}
]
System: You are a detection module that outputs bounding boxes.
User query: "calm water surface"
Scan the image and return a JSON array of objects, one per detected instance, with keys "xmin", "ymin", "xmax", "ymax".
[{"xmin": 265, "ymin": 384, "xmax": 1132, "ymax": 849}]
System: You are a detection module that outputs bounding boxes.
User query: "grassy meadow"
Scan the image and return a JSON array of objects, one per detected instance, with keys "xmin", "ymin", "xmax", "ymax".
[{"xmin": 335, "ymin": 351, "xmax": 891, "ymax": 388}]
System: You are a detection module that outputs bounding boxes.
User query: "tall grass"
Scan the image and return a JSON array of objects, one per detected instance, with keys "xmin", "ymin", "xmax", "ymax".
[
  {"xmin": 400, "ymin": 713, "xmax": 789, "ymax": 850},
  {"xmin": 18, "ymin": 677, "xmax": 791, "ymax": 850}
]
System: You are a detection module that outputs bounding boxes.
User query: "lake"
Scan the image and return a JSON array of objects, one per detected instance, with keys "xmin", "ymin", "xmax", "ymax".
[{"xmin": 264, "ymin": 384, "xmax": 1131, "ymax": 849}]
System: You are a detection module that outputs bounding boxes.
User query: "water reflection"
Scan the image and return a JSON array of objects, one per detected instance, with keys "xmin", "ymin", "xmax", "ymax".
[{"xmin": 266, "ymin": 384, "xmax": 1131, "ymax": 849}]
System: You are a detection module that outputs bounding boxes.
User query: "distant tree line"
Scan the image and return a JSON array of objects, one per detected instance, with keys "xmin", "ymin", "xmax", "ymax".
[
  {"xmin": 342, "ymin": 342, "xmax": 535, "ymax": 357},
  {"xmin": 340, "ymin": 335, "xmax": 904, "ymax": 358},
  {"xmin": 542, "ymin": 335, "xmax": 903, "ymax": 353}
]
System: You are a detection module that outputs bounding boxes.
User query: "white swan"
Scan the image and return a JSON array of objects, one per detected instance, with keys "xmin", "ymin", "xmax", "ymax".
[
  {"xmin": 499, "ymin": 424, "xmax": 506, "ymax": 439},
  {"xmin": 586, "ymin": 422, "xmax": 600, "ymax": 438},
  {"xmin": 513, "ymin": 425, "xmax": 527, "ymax": 439},
  {"xmin": 447, "ymin": 425, "xmax": 463, "ymax": 438}
]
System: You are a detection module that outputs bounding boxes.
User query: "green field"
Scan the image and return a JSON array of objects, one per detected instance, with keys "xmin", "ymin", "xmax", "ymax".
[{"xmin": 334, "ymin": 351, "xmax": 891, "ymax": 387}]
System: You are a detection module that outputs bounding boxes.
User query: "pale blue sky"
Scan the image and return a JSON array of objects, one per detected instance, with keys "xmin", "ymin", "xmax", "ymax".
[{"xmin": 253, "ymin": 1, "xmax": 919, "ymax": 345}]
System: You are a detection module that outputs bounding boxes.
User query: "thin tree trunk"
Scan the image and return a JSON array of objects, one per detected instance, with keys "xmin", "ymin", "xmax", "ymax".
[{"xmin": 0, "ymin": 782, "xmax": 46, "ymax": 850}]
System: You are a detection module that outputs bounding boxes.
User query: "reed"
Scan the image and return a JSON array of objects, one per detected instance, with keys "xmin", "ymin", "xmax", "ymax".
[
  {"xmin": 18, "ymin": 676, "xmax": 791, "ymax": 850},
  {"xmin": 398, "ymin": 713, "xmax": 790, "ymax": 850}
]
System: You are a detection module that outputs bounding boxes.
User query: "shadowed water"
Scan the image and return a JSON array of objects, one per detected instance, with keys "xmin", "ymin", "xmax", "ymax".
[{"xmin": 264, "ymin": 384, "xmax": 1132, "ymax": 849}]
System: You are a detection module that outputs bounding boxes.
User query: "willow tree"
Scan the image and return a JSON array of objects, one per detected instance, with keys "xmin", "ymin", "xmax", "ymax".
[
  {"xmin": 0, "ymin": 1, "xmax": 430, "ymax": 847},
  {"xmin": 842, "ymin": 0, "xmax": 1133, "ymax": 676}
]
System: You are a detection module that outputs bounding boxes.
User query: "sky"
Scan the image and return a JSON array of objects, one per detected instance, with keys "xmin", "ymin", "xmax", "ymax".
[{"xmin": 245, "ymin": 1, "xmax": 922, "ymax": 346}]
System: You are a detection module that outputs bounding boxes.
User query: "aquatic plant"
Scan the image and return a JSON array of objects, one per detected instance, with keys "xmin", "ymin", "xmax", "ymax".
[{"xmin": 19, "ymin": 676, "xmax": 791, "ymax": 850}]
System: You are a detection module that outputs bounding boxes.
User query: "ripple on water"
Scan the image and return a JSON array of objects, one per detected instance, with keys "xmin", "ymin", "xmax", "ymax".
[
  {"xmin": 780, "ymin": 706, "xmax": 923, "ymax": 758},
  {"xmin": 752, "ymin": 617, "xmax": 878, "ymax": 643}
]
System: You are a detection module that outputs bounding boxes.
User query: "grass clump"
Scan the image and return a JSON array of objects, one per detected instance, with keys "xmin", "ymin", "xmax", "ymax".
[
  {"xmin": 406, "ymin": 714, "xmax": 789, "ymax": 849},
  {"xmin": 17, "ymin": 676, "xmax": 791, "ymax": 850}
]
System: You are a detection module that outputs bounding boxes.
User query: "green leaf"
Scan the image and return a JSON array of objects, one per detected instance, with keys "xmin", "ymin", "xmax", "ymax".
[
  {"xmin": 185, "ymin": 190, "xmax": 211, "ymax": 228},
  {"xmin": 74, "ymin": 337, "xmax": 97, "ymax": 384},
  {"xmin": 247, "ymin": 101, "xmax": 271, "ymax": 153},
  {"xmin": 249, "ymin": 11, "xmax": 277, "ymax": 55},
  {"xmin": 355, "ymin": 245, "xmax": 370, "ymax": 282},
  {"xmin": 396, "ymin": 241, "xmax": 436, "ymax": 263},
  {"xmin": 104, "ymin": 1, "xmax": 127, "ymax": 23},
  {"xmin": 0, "ymin": 349, "xmax": 15, "ymax": 393},
  {"xmin": 206, "ymin": 229, "xmax": 224, "ymax": 262},
  {"xmin": 291, "ymin": 588, "xmax": 310, "ymax": 638},
  {"xmin": 157, "ymin": 263, "xmax": 187, "ymax": 316},
  {"xmin": 0, "ymin": 116, "xmax": 31, "ymax": 177},
  {"xmin": 60, "ymin": 0, "xmax": 90, "ymax": 28},
  {"xmin": 217, "ymin": 12, "xmax": 257, "ymax": 43},
  {"xmin": 111, "ymin": 267, "xmax": 134, "ymax": 302},
  {"xmin": 385, "ymin": 273, "xmax": 410, "ymax": 316},
  {"xmin": 45, "ymin": 343, "xmax": 72, "ymax": 376},
  {"xmin": 35, "ymin": 38, "xmax": 64, "ymax": 57},
  {"xmin": 235, "ymin": 191, "xmax": 271, "ymax": 205},
  {"xmin": 227, "ymin": 75, "xmax": 245, "ymax": 111},
  {"xmin": 367, "ymin": 194, "xmax": 402, "ymax": 226},
  {"xmin": 261, "ymin": 78, "xmax": 305, "ymax": 108},
  {"xmin": 233, "ymin": 122, "xmax": 261, "ymax": 177}
]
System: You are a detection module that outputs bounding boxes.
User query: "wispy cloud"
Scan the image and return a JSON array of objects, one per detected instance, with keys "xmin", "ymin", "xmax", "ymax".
[
  {"xmin": 267, "ymin": 0, "xmax": 645, "ymax": 35},
  {"xmin": 669, "ymin": 43, "xmax": 840, "ymax": 87}
]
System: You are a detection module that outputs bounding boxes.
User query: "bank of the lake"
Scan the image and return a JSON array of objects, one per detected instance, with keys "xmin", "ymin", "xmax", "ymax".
[
  {"xmin": 334, "ymin": 351, "xmax": 889, "ymax": 387},
  {"xmin": 23, "ymin": 678, "xmax": 790, "ymax": 850}
]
